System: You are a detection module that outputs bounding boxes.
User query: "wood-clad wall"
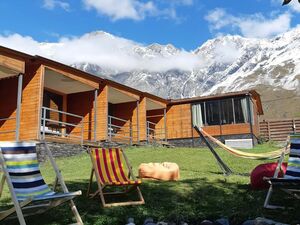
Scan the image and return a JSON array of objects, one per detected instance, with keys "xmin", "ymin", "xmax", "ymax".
[
  {"xmin": 0, "ymin": 77, "xmax": 18, "ymax": 140},
  {"xmin": 166, "ymin": 104, "xmax": 193, "ymax": 139},
  {"xmin": 67, "ymin": 90, "xmax": 94, "ymax": 141},
  {"xmin": 166, "ymin": 98, "xmax": 260, "ymax": 140},
  {"xmin": 20, "ymin": 64, "xmax": 44, "ymax": 140},
  {"xmin": 146, "ymin": 109, "xmax": 165, "ymax": 139},
  {"xmin": 138, "ymin": 97, "xmax": 147, "ymax": 141},
  {"xmin": 97, "ymin": 85, "xmax": 108, "ymax": 140},
  {"xmin": 110, "ymin": 101, "xmax": 138, "ymax": 142}
]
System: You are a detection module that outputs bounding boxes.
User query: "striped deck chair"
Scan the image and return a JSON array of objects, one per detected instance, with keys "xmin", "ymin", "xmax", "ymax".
[
  {"xmin": 87, "ymin": 148, "xmax": 144, "ymax": 207},
  {"xmin": 264, "ymin": 134, "xmax": 300, "ymax": 209},
  {"xmin": 0, "ymin": 141, "xmax": 83, "ymax": 225}
]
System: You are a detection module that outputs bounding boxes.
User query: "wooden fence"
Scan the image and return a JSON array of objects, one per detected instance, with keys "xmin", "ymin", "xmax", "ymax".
[{"xmin": 259, "ymin": 118, "xmax": 300, "ymax": 142}]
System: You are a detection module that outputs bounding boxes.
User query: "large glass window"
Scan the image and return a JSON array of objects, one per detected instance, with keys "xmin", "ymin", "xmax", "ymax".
[
  {"xmin": 192, "ymin": 97, "xmax": 254, "ymax": 127},
  {"xmin": 220, "ymin": 99, "xmax": 234, "ymax": 124},
  {"xmin": 234, "ymin": 98, "xmax": 247, "ymax": 123},
  {"xmin": 205, "ymin": 101, "xmax": 220, "ymax": 126}
]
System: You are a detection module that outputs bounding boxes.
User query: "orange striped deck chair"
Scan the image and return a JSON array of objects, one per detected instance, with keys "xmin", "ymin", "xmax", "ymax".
[{"xmin": 87, "ymin": 148, "xmax": 144, "ymax": 207}]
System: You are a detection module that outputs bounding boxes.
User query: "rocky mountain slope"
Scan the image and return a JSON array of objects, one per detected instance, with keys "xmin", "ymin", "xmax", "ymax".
[{"xmin": 72, "ymin": 28, "xmax": 300, "ymax": 119}]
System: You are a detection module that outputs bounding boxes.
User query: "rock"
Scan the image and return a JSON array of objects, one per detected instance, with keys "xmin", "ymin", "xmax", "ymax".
[
  {"xmin": 242, "ymin": 220, "xmax": 255, "ymax": 225},
  {"xmin": 200, "ymin": 220, "xmax": 214, "ymax": 225},
  {"xmin": 242, "ymin": 218, "xmax": 289, "ymax": 225},
  {"xmin": 157, "ymin": 222, "xmax": 168, "ymax": 225},
  {"xmin": 254, "ymin": 217, "xmax": 289, "ymax": 225},
  {"xmin": 215, "ymin": 218, "xmax": 230, "ymax": 225},
  {"xmin": 144, "ymin": 218, "xmax": 156, "ymax": 225},
  {"xmin": 126, "ymin": 217, "xmax": 135, "ymax": 225}
]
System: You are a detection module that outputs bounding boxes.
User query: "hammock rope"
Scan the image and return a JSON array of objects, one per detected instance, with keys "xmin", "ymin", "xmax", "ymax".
[{"xmin": 199, "ymin": 129, "xmax": 290, "ymax": 160}]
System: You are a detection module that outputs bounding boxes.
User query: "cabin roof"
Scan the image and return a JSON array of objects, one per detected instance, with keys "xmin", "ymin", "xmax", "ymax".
[
  {"xmin": 0, "ymin": 45, "xmax": 34, "ymax": 62},
  {"xmin": 0, "ymin": 45, "xmax": 263, "ymax": 114}
]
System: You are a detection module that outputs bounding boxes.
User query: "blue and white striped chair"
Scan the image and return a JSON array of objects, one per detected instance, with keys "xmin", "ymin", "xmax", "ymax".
[
  {"xmin": 0, "ymin": 142, "xmax": 83, "ymax": 225},
  {"xmin": 264, "ymin": 134, "xmax": 300, "ymax": 209}
]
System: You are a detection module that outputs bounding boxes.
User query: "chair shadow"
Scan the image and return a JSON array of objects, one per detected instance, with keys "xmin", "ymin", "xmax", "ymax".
[{"xmin": 1, "ymin": 177, "xmax": 300, "ymax": 225}]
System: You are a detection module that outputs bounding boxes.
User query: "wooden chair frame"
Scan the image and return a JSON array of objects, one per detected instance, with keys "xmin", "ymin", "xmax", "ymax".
[
  {"xmin": 264, "ymin": 136, "xmax": 300, "ymax": 209},
  {"xmin": 87, "ymin": 148, "xmax": 144, "ymax": 207},
  {"xmin": 0, "ymin": 141, "xmax": 83, "ymax": 225}
]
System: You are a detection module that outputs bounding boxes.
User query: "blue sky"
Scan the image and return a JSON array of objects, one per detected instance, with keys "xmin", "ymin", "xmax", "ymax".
[{"xmin": 0, "ymin": 0, "xmax": 300, "ymax": 50}]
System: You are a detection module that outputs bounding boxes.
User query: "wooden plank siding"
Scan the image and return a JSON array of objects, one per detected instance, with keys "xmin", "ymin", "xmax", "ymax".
[
  {"xmin": 259, "ymin": 118, "xmax": 300, "ymax": 142},
  {"xmin": 138, "ymin": 97, "xmax": 147, "ymax": 141},
  {"xmin": 0, "ymin": 77, "xmax": 18, "ymax": 140},
  {"xmin": 146, "ymin": 109, "xmax": 166, "ymax": 140},
  {"xmin": 166, "ymin": 99, "xmax": 260, "ymax": 140},
  {"xmin": 20, "ymin": 64, "xmax": 44, "ymax": 141},
  {"xmin": 97, "ymin": 85, "xmax": 108, "ymax": 140},
  {"xmin": 166, "ymin": 104, "xmax": 193, "ymax": 139},
  {"xmin": 67, "ymin": 90, "xmax": 95, "ymax": 141},
  {"xmin": 110, "ymin": 101, "xmax": 138, "ymax": 143}
]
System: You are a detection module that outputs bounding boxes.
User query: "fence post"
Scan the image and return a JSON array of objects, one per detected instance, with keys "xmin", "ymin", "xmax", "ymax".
[
  {"xmin": 267, "ymin": 121, "xmax": 271, "ymax": 141},
  {"xmin": 80, "ymin": 121, "xmax": 84, "ymax": 145},
  {"xmin": 293, "ymin": 119, "xmax": 296, "ymax": 134}
]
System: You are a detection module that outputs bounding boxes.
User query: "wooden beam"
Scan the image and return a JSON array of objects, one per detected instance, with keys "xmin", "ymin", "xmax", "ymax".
[{"xmin": 0, "ymin": 54, "xmax": 25, "ymax": 74}]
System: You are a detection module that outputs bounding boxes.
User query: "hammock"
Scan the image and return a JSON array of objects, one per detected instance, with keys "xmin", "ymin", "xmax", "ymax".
[{"xmin": 199, "ymin": 128, "xmax": 290, "ymax": 160}]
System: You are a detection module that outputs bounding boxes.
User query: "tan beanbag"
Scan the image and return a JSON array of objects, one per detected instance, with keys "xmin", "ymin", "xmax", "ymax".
[{"xmin": 138, "ymin": 162, "xmax": 180, "ymax": 181}]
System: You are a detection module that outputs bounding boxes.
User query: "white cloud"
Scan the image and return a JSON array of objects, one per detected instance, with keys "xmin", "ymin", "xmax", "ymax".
[
  {"xmin": 0, "ymin": 32, "xmax": 204, "ymax": 72},
  {"xmin": 213, "ymin": 41, "xmax": 242, "ymax": 64},
  {"xmin": 205, "ymin": 8, "xmax": 291, "ymax": 38},
  {"xmin": 43, "ymin": 0, "xmax": 70, "ymax": 11},
  {"xmin": 82, "ymin": 0, "xmax": 157, "ymax": 20}
]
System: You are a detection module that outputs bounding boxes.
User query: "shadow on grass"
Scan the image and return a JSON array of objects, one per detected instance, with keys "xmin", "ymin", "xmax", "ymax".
[{"xmin": 1, "ymin": 178, "xmax": 300, "ymax": 225}]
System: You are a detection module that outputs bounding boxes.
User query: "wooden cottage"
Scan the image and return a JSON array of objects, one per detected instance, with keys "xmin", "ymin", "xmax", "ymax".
[
  {"xmin": 0, "ymin": 46, "xmax": 264, "ymax": 146},
  {"xmin": 166, "ymin": 90, "xmax": 263, "ymax": 146}
]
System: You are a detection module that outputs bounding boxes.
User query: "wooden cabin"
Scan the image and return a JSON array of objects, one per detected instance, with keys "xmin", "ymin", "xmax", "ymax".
[
  {"xmin": 166, "ymin": 90, "xmax": 263, "ymax": 146},
  {"xmin": 0, "ymin": 47, "xmax": 30, "ymax": 141},
  {"xmin": 0, "ymin": 46, "xmax": 264, "ymax": 147}
]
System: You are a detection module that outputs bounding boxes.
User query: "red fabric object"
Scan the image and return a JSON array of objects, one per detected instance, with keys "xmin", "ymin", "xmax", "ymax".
[{"xmin": 250, "ymin": 162, "xmax": 287, "ymax": 190}]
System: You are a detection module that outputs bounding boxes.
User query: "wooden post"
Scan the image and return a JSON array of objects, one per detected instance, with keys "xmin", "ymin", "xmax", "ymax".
[
  {"xmin": 136, "ymin": 101, "xmax": 139, "ymax": 143},
  {"xmin": 163, "ymin": 108, "xmax": 167, "ymax": 142},
  {"xmin": 246, "ymin": 95, "xmax": 255, "ymax": 146},
  {"xmin": 94, "ymin": 89, "xmax": 98, "ymax": 142},
  {"xmin": 16, "ymin": 73, "xmax": 23, "ymax": 142}
]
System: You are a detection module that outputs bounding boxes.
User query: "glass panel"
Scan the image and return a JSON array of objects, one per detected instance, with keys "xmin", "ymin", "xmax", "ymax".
[
  {"xmin": 220, "ymin": 99, "xmax": 234, "ymax": 124},
  {"xmin": 234, "ymin": 98, "xmax": 247, "ymax": 123},
  {"xmin": 205, "ymin": 100, "xmax": 220, "ymax": 126}
]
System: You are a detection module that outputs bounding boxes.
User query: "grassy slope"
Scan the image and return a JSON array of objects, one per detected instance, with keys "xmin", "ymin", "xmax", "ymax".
[{"xmin": 1, "ymin": 143, "xmax": 299, "ymax": 225}]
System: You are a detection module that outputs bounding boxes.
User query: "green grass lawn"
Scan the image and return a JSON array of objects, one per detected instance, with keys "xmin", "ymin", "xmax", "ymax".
[{"xmin": 1, "ymin": 143, "xmax": 299, "ymax": 225}]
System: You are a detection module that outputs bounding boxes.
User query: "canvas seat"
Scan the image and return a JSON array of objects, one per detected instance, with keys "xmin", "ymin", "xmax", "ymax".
[
  {"xmin": 87, "ymin": 148, "xmax": 144, "ymax": 207},
  {"xmin": 264, "ymin": 134, "xmax": 300, "ymax": 209},
  {"xmin": 0, "ymin": 141, "xmax": 83, "ymax": 225}
]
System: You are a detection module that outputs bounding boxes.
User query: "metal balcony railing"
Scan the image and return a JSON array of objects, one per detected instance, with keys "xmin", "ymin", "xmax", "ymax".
[
  {"xmin": 41, "ymin": 107, "xmax": 84, "ymax": 145},
  {"xmin": 108, "ymin": 115, "xmax": 132, "ymax": 145},
  {"xmin": 146, "ymin": 121, "xmax": 166, "ymax": 144}
]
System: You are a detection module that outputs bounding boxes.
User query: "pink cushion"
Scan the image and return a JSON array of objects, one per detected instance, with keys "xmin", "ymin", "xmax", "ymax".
[{"xmin": 250, "ymin": 162, "xmax": 287, "ymax": 190}]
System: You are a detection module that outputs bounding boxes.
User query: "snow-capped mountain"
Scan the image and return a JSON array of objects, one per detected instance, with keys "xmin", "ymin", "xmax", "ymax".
[{"xmin": 73, "ymin": 28, "xmax": 300, "ymax": 119}]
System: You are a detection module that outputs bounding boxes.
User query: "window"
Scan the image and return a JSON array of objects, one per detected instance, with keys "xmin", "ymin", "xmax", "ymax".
[
  {"xmin": 205, "ymin": 101, "xmax": 220, "ymax": 126},
  {"xmin": 234, "ymin": 98, "xmax": 248, "ymax": 124},
  {"xmin": 192, "ymin": 97, "xmax": 254, "ymax": 127},
  {"xmin": 220, "ymin": 99, "xmax": 234, "ymax": 124}
]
